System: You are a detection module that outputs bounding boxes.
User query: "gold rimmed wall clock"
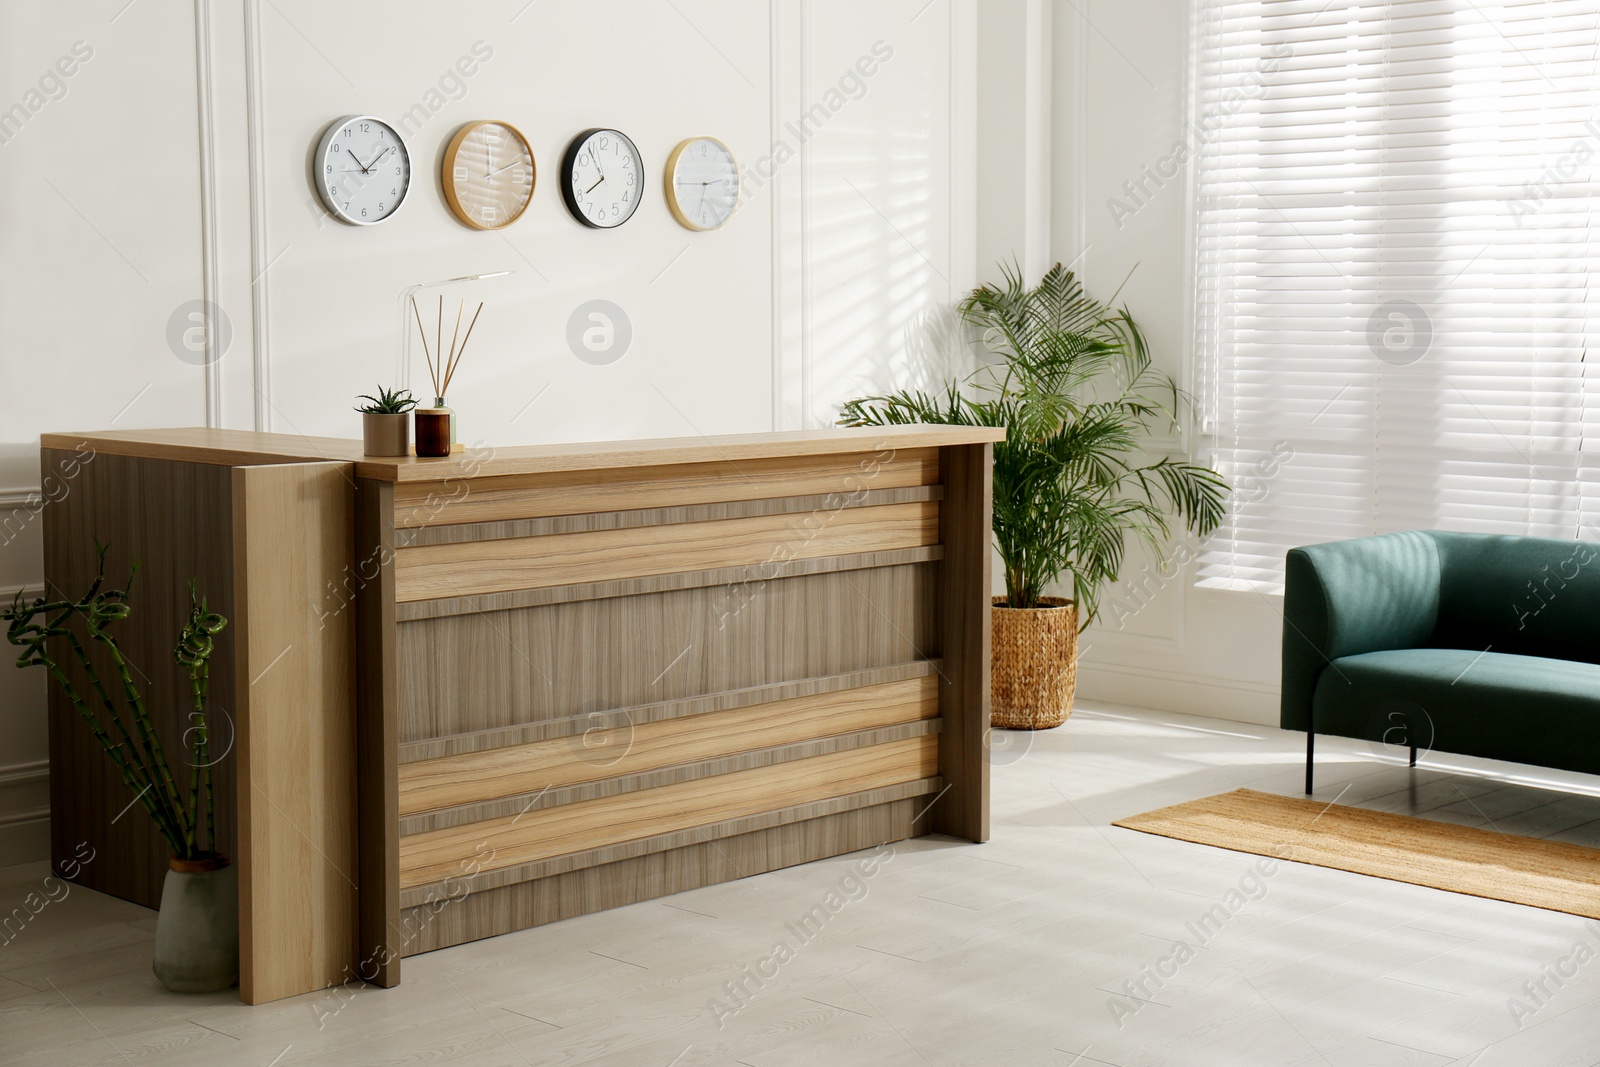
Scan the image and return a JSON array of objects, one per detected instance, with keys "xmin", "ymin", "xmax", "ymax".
[{"xmin": 442, "ymin": 121, "xmax": 536, "ymax": 230}]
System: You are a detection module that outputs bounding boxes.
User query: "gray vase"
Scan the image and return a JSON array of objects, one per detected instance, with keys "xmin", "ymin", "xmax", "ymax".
[{"xmin": 152, "ymin": 859, "xmax": 239, "ymax": 994}]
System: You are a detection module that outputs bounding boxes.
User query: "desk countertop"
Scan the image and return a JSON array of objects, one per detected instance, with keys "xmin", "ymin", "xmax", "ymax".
[{"xmin": 42, "ymin": 425, "xmax": 1006, "ymax": 483}]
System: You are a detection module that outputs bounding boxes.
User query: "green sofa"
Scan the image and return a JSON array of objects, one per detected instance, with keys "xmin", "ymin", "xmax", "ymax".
[{"xmin": 1283, "ymin": 530, "xmax": 1600, "ymax": 793}]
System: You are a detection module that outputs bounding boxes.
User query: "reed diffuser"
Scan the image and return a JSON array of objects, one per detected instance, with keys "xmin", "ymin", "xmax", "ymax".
[{"xmin": 410, "ymin": 294, "xmax": 484, "ymax": 457}]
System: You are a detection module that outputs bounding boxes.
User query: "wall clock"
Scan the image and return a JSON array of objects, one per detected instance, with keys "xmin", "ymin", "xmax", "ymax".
[
  {"xmin": 664, "ymin": 137, "xmax": 739, "ymax": 231},
  {"xmin": 315, "ymin": 115, "xmax": 410, "ymax": 225},
  {"xmin": 560, "ymin": 128, "xmax": 643, "ymax": 229},
  {"xmin": 442, "ymin": 121, "xmax": 535, "ymax": 230}
]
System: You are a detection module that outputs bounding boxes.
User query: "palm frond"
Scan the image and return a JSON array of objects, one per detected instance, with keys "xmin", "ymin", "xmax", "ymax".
[{"xmin": 842, "ymin": 264, "xmax": 1231, "ymax": 624}]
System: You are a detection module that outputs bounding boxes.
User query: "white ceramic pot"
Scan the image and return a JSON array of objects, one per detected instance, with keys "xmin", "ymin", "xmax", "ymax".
[{"xmin": 152, "ymin": 857, "xmax": 239, "ymax": 994}]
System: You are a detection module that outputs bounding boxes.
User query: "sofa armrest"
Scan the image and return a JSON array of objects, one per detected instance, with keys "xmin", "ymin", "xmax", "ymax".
[{"xmin": 1281, "ymin": 531, "xmax": 1442, "ymax": 732}]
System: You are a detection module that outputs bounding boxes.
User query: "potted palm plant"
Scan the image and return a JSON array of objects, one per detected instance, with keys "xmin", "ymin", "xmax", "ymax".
[
  {"xmin": 356, "ymin": 385, "xmax": 418, "ymax": 457},
  {"xmin": 4, "ymin": 545, "xmax": 236, "ymax": 992},
  {"xmin": 841, "ymin": 264, "xmax": 1226, "ymax": 729}
]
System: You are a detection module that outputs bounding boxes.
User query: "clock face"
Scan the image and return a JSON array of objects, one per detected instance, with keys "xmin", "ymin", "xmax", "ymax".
[
  {"xmin": 665, "ymin": 137, "xmax": 739, "ymax": 231},
  {"xmin": 560, "ymin": 128, "xmax": 643, "ymax": 229},
  {"xmin": 443, "ymin": 121, "xmax": 535, "ymax": 230},
  {"xmin": 316, "ymin": 116, "xmax": 410, "ymax": 226}
]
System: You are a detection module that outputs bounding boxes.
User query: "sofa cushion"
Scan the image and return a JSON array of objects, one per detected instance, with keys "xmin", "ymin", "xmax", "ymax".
[
  {"xmin": 1431, "ymin": 531, "xmax": 1600, "ymax": 664},
  {"xmin": 1313, "ymin": 648, "xmax": 1600, "ymax": 777}
]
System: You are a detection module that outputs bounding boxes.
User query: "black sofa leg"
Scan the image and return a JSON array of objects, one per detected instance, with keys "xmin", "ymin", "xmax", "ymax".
[
  {"xmin": 1305, "ymin": 727, "xmax": 1315, "ymax": 795},
  {"xmin": 1410, "ymin": 744, "xmax": 1417, "ymax": 768}
]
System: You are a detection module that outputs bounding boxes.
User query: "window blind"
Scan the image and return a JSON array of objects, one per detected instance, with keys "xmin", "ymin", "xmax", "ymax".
[{"xmin": 1193, "ymin": 0, "xmax": 1600, "ymax": 592}]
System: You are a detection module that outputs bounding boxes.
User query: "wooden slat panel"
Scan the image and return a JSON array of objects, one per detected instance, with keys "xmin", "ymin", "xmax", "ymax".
[
  {"xmin": 394, "ymin": 546, "xmax": 942, "ymax": 621},
  {"xmin": 399, "ymin": 662, "xmax": 938, "ymax": 761},
  {"xmin": 398, "ymin": 736, "xmax": 938, "ymax": 888},
  {"xmin": 398, "ymin": 796, "xmax": 928, "ymax": 954},
  {"xmin": 395, "ymin": 485, "xmax": 941, "ymax": 547},
  {"xmin": 396, "ymin": 564, "xmax": 940, "ymax": 741},
  {"xmin": 399, "ymin": 676, "xmax": 938, "ymax": 816},
  {"xmin": 399, "ymin": 722, "xmax": 940, "ymax": 835},
  {"xmin": 393, "ymin": 448, "xmax": 938, "ymax": 528},
  {"xmin": 394, "ymin": 500, "xmax": 939, "ymax": 603},
  {"xmin": 399, "ymin": 780, "xmax": 938, "ymax": 907},
  {"xmin": 231, "ymin": 463, "xmax": 359, "ymax": 1005},
  {"xmin": 41, "ymin": 451, "xmax": 239, "ymax": 911}
]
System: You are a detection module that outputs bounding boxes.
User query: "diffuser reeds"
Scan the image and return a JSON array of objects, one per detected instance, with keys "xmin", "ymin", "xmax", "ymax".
[{"xmin": 411, "ymin": 294, "xmax": 484, "ymax": 401}]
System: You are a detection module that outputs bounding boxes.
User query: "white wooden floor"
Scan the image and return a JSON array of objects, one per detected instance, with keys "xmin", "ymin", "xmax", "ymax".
[{"xmin": 5, "ymin": 701, "xmax": 1600, "ymax": 1066}]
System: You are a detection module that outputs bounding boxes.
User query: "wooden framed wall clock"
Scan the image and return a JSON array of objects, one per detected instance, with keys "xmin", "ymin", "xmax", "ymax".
[
  {"xmin": 560, "ymin": 128, "xmax": 644, "ymax": 229},
  {"xmin": 664, "ymin": 137, "xmax": 739, "ymax": 231},
  {"xmin": 315, "ymin": 115, "xmax": 410, "ymax": 225},
  {"xmin": 442, "ymin": 121, "xmax": 536, "ymax": 230}
]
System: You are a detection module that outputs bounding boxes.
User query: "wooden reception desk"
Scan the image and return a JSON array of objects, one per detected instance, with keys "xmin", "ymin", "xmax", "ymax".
[{"xmin": 39, "ymin": 424, "xmax": 1001, "ymax": 1003}]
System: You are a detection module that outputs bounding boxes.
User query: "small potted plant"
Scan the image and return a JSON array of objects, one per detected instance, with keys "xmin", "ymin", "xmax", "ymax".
[
  {"xmin": 355, "ymin": 385, "xmax": 417, "ymax": 456},
  {"xmin": 842, "ymin": 264, "xmax": 1228, "ymax": 729},
  {"xmin": 4, "ymin": 545, "xmax": 236, "ymax": 991}
]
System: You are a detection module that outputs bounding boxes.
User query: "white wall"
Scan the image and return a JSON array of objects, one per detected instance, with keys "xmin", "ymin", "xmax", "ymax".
[
  {"xmin": 0, "ymin": 0, "xmax": 977, "ymax": 861},
  {"xmin": 1051, "ymin": 0, "xmax": 1284, "ymax": 725}
]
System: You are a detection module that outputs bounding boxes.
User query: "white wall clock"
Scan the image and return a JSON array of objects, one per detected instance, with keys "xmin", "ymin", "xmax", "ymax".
[
  {"xmin": 664, "ymin": 137, "xmax": 739, "ymax": 231},
  {"xmin": 560, "ymin": 128, "xmax": 643, "ymax": 229},
  {"xmin": 315, "ymin": 115, "xmax": 410, "ymax": 226},
  {"xmin": 442, "ymin": 120, "xmax": 535, "ymax": 230}
]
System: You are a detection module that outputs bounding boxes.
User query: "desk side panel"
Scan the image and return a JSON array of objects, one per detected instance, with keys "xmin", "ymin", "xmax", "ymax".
[
  {"xmin": 40, "ymin": 449, "xmax": 239, "ymax": 908},
  {"xmin": 231, "ymin": 462, "xmax": 358, "ymax": 1004}
]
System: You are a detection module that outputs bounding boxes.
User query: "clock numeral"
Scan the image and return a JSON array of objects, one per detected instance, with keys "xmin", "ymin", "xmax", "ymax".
[
  {"xmin": 454, "ymin": 166, "xmax": 468, "ymax": 181},
  {"xmin": 332, "ymin": 143, "xmax": 341, "ymax": 153},
  {"xmin": 360, "ymin": 122, "xmax": 370, "ymax": 133},
  {"xmin": 326, "ymin": 164, "xmax": 333, "ymax": 174},
  {"xmin": 622, "ymin": 156, "xmax": 632, "ymax": 169},
  {"xmin": 378, "ymin": 203, "xmax": 385, "ymax": 212},
  {"xmin": 481, "ymin": 205, "xmax": 497, "ymax": 222}
]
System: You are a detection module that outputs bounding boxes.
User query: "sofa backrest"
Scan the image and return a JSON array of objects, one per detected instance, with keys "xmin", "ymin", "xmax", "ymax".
[{"xmin": 1429, "ymin": 530, "xmax": 1600, "ymax": 663}]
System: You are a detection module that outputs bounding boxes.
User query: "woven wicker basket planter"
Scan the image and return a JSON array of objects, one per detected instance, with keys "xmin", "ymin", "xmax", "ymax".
[{"xmin": 991, "ymin": 596, "xmax": 1078, "ymax": 730}]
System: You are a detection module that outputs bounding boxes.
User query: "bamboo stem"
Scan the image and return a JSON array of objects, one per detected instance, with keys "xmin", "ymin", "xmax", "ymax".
[
  {"xmin": 42, "ymin": 656, "xmax": 185, "ymax": 854},
  {"xmin": 68, "ymin": 630, "xmax": 187, "ymax": 847},
  {"xmin": 435, "ymin": 295, "xmax": 443, "ymax": 397},
  {"xmin": 91, "ymin": 626, "xmax": 192, "ymax": 854}
]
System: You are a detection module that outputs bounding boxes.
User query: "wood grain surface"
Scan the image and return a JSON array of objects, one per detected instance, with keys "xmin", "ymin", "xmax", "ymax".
[
  {"xmin": 398, "ymin": 736, "xmax": 939, "ymax": 888},
  {"xmin": 399, "ymin": 676, "xmax": 938, "ymax": 816},
  {"xmin": 230, "ymin": 462, "xmax": 358, "ymax": 1004},
  {"xmin": 393, "ymin": 500, "xmax": 940, "ymax": 602},
  {"xmin": 392, "ymin": 449, "xmax": 940, "ymax": 529}
]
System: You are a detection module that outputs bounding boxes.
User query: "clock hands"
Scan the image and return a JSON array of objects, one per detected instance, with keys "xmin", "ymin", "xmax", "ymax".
[
  {"xmin": 367, "ymin": 145, "xmax": 394, "ymax": 172},
  {"xmin": 486, "ymin": 160, "xmax": 522, "ymax": 179},
  {"xmin": 347, "ymin": 148, "xmax": 370, "ymax": 174}
]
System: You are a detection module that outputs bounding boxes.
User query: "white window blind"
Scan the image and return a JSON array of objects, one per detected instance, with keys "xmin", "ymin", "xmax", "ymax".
[{"xmin": 1194, "ymin": 0, "xmax": 1600, "ymax": 592}]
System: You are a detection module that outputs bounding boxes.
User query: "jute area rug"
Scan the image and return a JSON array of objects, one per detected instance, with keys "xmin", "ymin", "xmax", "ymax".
[{"xmin": 1114, "ymin": 787, "xmax": 1600, "ymax": 919}]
